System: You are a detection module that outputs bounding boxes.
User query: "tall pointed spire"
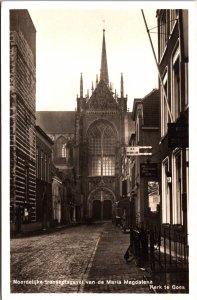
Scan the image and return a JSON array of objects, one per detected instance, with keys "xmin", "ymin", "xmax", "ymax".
[
  {"xmin": 80, "ymin": 73, "xmax": 83, "ymax": 98},
  {"xmin": 100, "ymin": 29, "xmax": 109, "ymax": 86},
  {"xmin": 121, "ymin": 73, "xmax": 124, "ymax": 98}
]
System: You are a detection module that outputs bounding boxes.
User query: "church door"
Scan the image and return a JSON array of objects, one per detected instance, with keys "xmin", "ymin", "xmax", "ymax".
[
  {"xmin": 92, "ymin": 200, "xmax": 101, "ymax": 220},
  {"xmin": 103, "ymin": 200, "xmax": 112, "ymax": 219}
]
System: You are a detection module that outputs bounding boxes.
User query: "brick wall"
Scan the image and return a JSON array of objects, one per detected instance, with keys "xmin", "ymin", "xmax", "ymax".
[{"xmin": 10, "ymin": 11, "xmax": 36, "ymax": 224}]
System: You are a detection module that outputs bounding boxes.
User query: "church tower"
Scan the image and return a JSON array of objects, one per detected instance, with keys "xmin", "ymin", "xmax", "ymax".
[{"xmin": 75, "ymin": 29, "xmax": 131, "ymax": 221}]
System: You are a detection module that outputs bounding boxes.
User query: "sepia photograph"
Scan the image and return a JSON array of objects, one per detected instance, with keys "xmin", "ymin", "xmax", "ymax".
[{"xmin": 1, "ymin": 0, "xmax": 197, "ymax": 298}]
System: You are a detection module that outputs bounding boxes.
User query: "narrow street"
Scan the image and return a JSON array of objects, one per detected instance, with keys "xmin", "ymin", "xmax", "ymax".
[{"xmin": 11, "ymin": 222, "xmax": 153, "ymax": 293}]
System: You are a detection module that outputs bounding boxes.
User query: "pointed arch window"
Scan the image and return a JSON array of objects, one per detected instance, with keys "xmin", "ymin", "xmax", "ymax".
[
  {"xmin": 88, "ymin": 122, "xmax": 116, "ymax": 177},
  {"xmin": 56, "ymin": 136, "xmax": 68, "ymax": 159},
  {"xmin": 62, "ymin": 143, "xmax": 67, "ymax": 158}
]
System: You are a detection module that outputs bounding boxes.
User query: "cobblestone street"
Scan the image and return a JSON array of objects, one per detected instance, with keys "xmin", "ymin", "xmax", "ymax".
[
  {"xmin": 11, "ymin": 222, "xmax": 153, "ymax": 293},
  {"xmin": 11, "ymin": 222, "xmax": 187, "ymax": 294}
]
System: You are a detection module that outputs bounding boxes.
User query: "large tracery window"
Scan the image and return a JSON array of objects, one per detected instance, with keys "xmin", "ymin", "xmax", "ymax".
[
  {"xmin": 88, "ymin": 122, "xmax": 116, "ymax": 177},
  {"xmin": 56, "ymin": 136, "xmax": 68, "ymax": 158}
]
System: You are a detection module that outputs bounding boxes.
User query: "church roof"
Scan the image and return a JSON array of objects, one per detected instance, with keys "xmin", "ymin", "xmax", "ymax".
[
  {"xmin": 87, "ymin": 80, "xmax": 118, "ymax": 110},
  {"xmin": 36, "ymin": 111, "xmax": 75, "ymax": 134}
]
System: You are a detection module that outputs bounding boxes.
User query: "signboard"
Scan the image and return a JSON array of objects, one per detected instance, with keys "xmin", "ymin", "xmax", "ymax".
[
  {"xmin": 168, "ymin": 123, "xmax": 188, "ymax": 148},
  {"xmin": 126, "ymin": 146, "xmax": 152, "ymax": 156},
  {"xmin": 140, "ymin": 163, "xmax": 158, "ymax": 178}
]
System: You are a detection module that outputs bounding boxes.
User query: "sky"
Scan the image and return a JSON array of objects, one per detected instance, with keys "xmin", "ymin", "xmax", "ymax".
[{"xmin": 28, "ymin": 6, "xmax": 159, "ymax": 111}]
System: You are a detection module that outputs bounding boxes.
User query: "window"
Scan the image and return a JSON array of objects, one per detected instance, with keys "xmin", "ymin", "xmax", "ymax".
[
  {"xmin": 36, "ymin": 148, "xmax": 39, "ymax": 178},
  {"xmin": 40, "ymin": 151, "xmax": 43, "ymax": 180},
  {"xmin": 162, "ymin": 158, "xmax": 171, "ymax": 224},
  {"xmin": 62, "ymin": 144, "xmax": 67, "ymax": 158},
  {"xmin": 161, "ymin": 71, "xmax": 169, "ymax": 136},
  {"xmin": 159, "ymin": 11, "xmax": 169, "ymax": 59},
  {"xmin": 44, "ymin": 154, "xmax": 47, "ymax": 181},
  {"xmin": 88, "ymin": 122, "xmax": 116, "ymax": 177},
  {"xmin": 56, "ymin": 136, "xmax": 67, "ymax": 158},
  {"xmin": 172, "ymin": 150, "xmax": 183, "ymax": 225},
  {"xmin": 172, "ymin": 46, "xmax": 181, "ymax": 120},
  {"xmin": 148, "ymin": 181, "xmax": 160, "ymax": 212},
  {"xmin": 170, "ymin": 9, "xmax": 178, "ymax": 33}
]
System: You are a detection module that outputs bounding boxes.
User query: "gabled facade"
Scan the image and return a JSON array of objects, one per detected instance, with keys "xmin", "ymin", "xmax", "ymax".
[
  {"xmin": 129, "ymin": 89, "xmax": 161, "ymax": 227},
  {"xmin": 74, "ymin": 30, "xmax": 132, "ymax": 221},
  {"xmin": 157, "ymin": 10, "xmax": 188, "ymax": 235}
]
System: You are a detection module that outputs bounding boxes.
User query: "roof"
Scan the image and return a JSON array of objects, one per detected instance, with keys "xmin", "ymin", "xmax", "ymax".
[
  {"xmin": 35, "ymin": 125, "xmax": 54, "ymax": 145},
  {"xmin": 87, "ymin": 80, "xmax": 118, "ymax": 110},
  {"xmin": 142, "ymin": 89, "xmax": 160, "ymax": 127},
  {"xmin": 132, "ymin": 89, "xmax": 160, "ymax": 127},
  {"xmin": 36, "ymin": 111, "xmax": 75, "ymax": 134}
]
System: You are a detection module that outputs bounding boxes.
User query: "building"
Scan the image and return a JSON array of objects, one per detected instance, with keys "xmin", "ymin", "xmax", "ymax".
[
  {"xmin": 36, "ymin": 111, "xmax": 79, "ymax": 223},
  {"xmin": 157, "ymin": 10, "xmax": 188, "ymax": 235},
  {"xmin": 128, "ymin": 89, "xmax": 161, "ymax": 227},
  {"xmin": 37, "ymin": 30, "xmax": 132, "ymax": 222},
  {"xmin": 10, "ymin": 10, "xmax": 36, "ymax": 231},
  {"xmin": 74, "ymin": 30, "xmax": 132, "ymax": 221},
  {"xmin": 35, "ymin": 126, "xmax": 53, "ymax": 228}
]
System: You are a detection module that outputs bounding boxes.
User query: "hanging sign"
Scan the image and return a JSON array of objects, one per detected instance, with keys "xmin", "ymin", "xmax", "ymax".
[
  {"xmin": 168, "ymin": 123, "xmax": 188, "ymax": 148},
  {"xmin": 140, "ymin": 163, "xmax": 158, "ymax": 178},
  {"xmin": 125, "ymin": 146, "xmax": 152, "ymax": 156}
]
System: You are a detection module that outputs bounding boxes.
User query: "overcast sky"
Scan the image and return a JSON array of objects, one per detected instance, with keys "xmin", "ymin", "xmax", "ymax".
[{"xmin": 28, "ymin": 6, "xmax": 158, "ymax": 111}]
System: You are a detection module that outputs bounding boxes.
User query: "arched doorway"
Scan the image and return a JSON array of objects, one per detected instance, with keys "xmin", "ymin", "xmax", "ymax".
[
  {"xmin": 88, "ymin": 188, "xmax": 115, "ymax": 220},
  {"xmin": 103, "ymin": 200, "xmax": 112, "ymax": 219},
  {"xmin": 92, "ymin": 200, "xmax": 101, "ymax": 220}
]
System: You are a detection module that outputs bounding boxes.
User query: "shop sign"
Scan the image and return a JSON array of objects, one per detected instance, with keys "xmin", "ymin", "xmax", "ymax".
[
  {"xmin": 140, "ymin": 163, "xmax": 158, "ymax": 178},
  {"xmin": 168, "ymin": 123, "xmax": 188, "ymax": 148},
  {"xmin": 125, "ymin": 146, "xmax": 152, "ymax": 156}
]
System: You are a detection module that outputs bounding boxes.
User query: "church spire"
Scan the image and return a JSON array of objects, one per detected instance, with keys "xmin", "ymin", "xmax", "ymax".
[
  {"xmin": 121, "ymin": 73, "xmax": 124, "ymax": 98},
  {"xmin": 100, "ymin": 29, "xmax": 109, "ymax": 86},
  {"xmin": 80, "ymin": 73, "xmax": 83, "ymax": 98}
]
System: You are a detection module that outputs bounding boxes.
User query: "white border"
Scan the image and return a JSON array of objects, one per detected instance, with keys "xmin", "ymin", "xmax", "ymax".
[{"xmin": 1, "ymin": 1, "xmax": 197, "ymax": 299}]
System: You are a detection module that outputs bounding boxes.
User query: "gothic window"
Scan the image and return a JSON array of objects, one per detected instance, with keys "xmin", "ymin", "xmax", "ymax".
[
  {"xmin": 62, "ymin": 143, "xmax": 67, "ymax": 158},
  {"xmin": 56, "ymin": 136, "xmax": 68, "ymax": 159},
  {"xmin": 88, "ymin": 122, "xmax": 116, "ymax": 177}
]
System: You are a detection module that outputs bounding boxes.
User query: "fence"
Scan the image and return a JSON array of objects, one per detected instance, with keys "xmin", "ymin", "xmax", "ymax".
[{"xmin": 129, "ymin": 225, "xmax": 189, "ymax": 273}]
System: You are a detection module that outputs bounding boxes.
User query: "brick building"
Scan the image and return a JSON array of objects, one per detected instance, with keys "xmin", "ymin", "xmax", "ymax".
[
  {"xmin": 36, "ymin": 111, "xmax": 79, "ymax": 223},
  {"xmin": 128, "ymin": 89, "xmax": 161, "ymax": 227},
  {"xmin": 10, "ymin": 10, "xmax": 36, "ymax": 230},
  {"xmin": 35, "ymin": 126, "xmax": 53, "ymax": 228},
  {"xmin": 157, "ymin": 10, "xmax": 188, "ymax": 235}
]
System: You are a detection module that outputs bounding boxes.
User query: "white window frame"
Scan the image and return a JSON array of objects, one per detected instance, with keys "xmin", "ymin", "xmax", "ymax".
[
  {"xmin": 171, "ymin": 43, "xmax": 181, "ymax": 121},
  {"xmin": 162, "ymin": 157, "xmax": 170, "ymax": 224},
  {"xmin": 161, "ymin": 70, "xmax": 168, "ymax": 137},
  {"xmin": 172, "ymin": 149, "xmax": 183, "ymax": 225}
]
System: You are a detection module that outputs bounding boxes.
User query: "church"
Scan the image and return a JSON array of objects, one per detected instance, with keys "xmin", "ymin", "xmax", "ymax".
[{"xmin": 37, "ymin": 29, "xmax": 133, "ymax": 222}]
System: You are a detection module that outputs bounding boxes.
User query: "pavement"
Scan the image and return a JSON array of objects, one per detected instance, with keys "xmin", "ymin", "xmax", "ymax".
[
  {"xmin": 82, "ymin": 221, "xmax": 153, "ymax": 293},
  {"xmin": 10, "ymin": 221, "xmax": 188, "ymax": 294}
]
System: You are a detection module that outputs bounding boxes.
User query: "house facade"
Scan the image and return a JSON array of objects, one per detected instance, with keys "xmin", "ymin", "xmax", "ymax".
[
  {"xmin": 157, "ymin": 9, "xmax": 189, "ymax": 235},
  {"xmin": 126, "ymin": 89, "xmax": 161, "ymax": 227},
  {"xmin": 10, "ymin": 10, "xmax": 36, "ymax": 231},
  {"xmin": 35, "ymin": 126, "xmax": 53, "ymax": 228}
]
